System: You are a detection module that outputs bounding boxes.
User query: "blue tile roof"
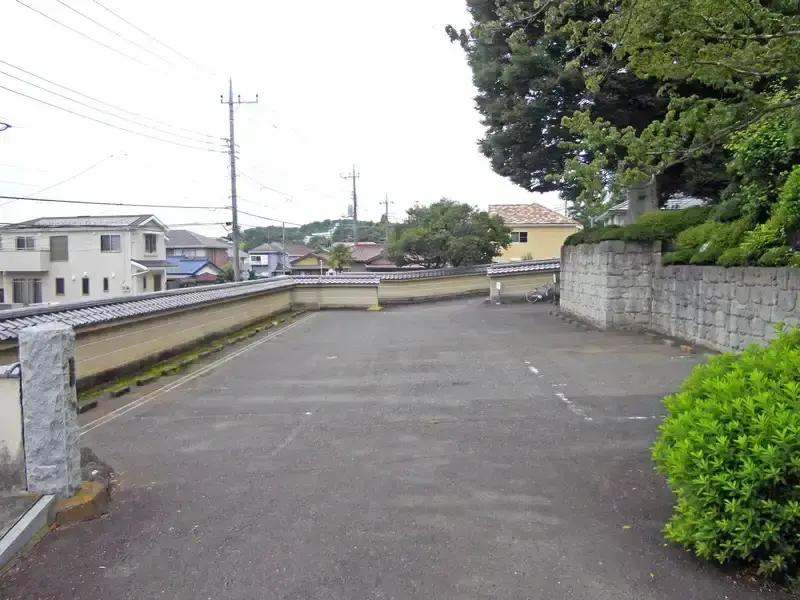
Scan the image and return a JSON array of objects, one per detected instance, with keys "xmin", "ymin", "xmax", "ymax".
[{"xmin": 167, "ymin": 257, "xmax": 217, "ymax": 276}]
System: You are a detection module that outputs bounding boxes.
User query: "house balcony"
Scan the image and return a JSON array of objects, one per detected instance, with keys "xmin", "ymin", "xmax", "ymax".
[{"xmin": 0, "ymin": 249, "xmax": 51, "ymax": 272}]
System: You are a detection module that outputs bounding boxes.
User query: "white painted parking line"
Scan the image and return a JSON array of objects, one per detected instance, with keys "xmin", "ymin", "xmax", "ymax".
[
  {"xmin": 555, "ymin": 392, "xmax": 593, "ymax": 421},
  {"xmin": 80, "ymin": 312, "xmax": 319, "ymax": 436}
]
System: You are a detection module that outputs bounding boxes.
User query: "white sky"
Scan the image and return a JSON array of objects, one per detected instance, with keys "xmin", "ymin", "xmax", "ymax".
[{"xmin": 0, "ymin": 0, "xmax": 559, "ymax": 238}]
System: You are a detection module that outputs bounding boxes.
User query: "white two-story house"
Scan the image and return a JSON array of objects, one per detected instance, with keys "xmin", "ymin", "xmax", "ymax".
[{"xmin": 0, "ymin": 215, "xmax": 174, "ymax": 306}]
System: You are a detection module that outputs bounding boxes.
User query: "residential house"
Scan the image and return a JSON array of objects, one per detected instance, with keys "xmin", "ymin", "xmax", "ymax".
[
  {"xmin": 489, "ymin": 203, "xmax": 581, "ymax": 262},
  {"xmin": 0, "ymin": 215, "xmax": 174, "ymax": 306},
  {"xmin": 166, "ymin": 230, "xmax": 231, "ymax": 268},
  {"xmin": 165, "ymin": 257, "xmax": 224, "ymax": 289},
  {"xmin": 249, "ymin": 242, "xmax": 314, "ymax": 277},
  {"xmin": 597, "ymin": 196, "xmax": 708, "ymax": 227},
  {"xmin": 334, "ymin": 242, "xmax": 394, "ymax": 272}
]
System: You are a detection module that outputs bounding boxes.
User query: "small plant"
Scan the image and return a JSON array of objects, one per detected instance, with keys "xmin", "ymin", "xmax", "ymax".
[{"xmin": 653, "ymin": 326, "xmax": 800, "ymax": 576}]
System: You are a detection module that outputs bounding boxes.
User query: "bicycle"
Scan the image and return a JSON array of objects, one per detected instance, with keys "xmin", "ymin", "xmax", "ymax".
[{"xmin": 526, "ymin": 284, "xmax": 554, "ymax": 304}]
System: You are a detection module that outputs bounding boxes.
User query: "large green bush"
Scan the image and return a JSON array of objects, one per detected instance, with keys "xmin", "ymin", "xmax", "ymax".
[
  {"xmin": 653, "ymin": 327, "xmax": 800, "ymax": 576},
  {"xmin": 564, "ymin": 207, "xmax": 712, "ymax": 246}
]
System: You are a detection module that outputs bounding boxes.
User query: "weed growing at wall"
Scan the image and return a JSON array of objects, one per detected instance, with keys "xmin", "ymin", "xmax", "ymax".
[{"xmin": 653, "ymin": 326, "xmax": 800, "ymax": 576}]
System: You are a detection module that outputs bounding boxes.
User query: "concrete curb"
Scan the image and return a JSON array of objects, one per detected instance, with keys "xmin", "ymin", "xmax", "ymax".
[
  {"xmin": 77, "ymin": 399, "xmax": 98, "ymax": 414},
  {"xmin": 0, "ymin": 495, "xmax": 55, "ymax": 570}
]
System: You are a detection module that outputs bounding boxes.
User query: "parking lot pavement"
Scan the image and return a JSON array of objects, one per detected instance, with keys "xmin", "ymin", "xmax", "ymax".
[{"xmin": 1, "ymin": 301, "xmax": 788, "ymax": 599}]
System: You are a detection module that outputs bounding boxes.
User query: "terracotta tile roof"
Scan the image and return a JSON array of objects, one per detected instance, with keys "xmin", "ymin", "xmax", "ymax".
[
  {"xmin": 488, "ymin": 203, "xmax": 578, "ymax": 226},
  {"xmin": 346, "ymin": 243, "xmax": 386, "ymax": 263}
]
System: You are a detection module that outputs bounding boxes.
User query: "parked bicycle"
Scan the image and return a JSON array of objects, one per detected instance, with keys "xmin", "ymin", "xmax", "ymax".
[{"xmin": 525, "ymin": 284, "xmax": 555, "ymax": 304}]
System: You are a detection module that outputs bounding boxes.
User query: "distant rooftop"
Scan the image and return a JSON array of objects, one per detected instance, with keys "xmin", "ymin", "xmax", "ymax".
[
  {"xmin": 167, "ymin": 229, "xmax": 230, "ymax": 249},
  {"xmin": 489, "ymin": 203, "xmax": 578, "ymax": 226},
  {"xmin": 2, "ymin": 215, "xmax": 164, "ymax": 230}
]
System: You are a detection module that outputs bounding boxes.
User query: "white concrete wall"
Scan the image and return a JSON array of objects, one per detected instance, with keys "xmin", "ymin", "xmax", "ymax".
[{"xmin": 0, "ymin": 369, "xmax": 24, "ymax": 492}]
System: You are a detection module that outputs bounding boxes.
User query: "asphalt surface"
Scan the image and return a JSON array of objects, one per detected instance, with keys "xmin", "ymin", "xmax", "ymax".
[{"xmin": 1, "ymin": 301, "xmax": 789, "ymax": 599}]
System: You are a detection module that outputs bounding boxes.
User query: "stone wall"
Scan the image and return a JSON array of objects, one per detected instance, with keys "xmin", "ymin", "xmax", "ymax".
[
  {"xmin": 651, "ymin": 265, "xmax": 800, "ymax": 352},
  {"xmin": 560, "ymin": 241, "xmax": 657, "ymax": 329},
  {"xmin": 561, "ymin": 241, "xmax": 800, "ymax": 352}
]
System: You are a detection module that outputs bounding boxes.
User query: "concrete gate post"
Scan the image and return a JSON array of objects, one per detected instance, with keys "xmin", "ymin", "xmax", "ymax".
[{"xmin": 18, "ymin": 323, "xmax": 81, "ymax": 497}]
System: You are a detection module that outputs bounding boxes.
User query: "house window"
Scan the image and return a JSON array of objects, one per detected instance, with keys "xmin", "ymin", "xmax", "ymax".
[
  {"xmin": 100, "ymin": 234, "xmax": 121, "ymax": 252},
  {"xmin": 511, "ymin": 231, "xmax": 529, "ymax": 243},
  {"xmin": 15, "ymin": 236, "xmax": 35, "ymax": 250},
  {"xmin": 142, "ymin": 276, "xmax": 147, "ymax": 291},
  {"xmin": 50, "ymin": 236, "xmax": 69, "ymax": 261},
  {"xmin": 145, "ymin": 233, "xmax": 157, "ymax": 254},
  {"xmin": 103, "ymin": 277, "xmax": 109, "ymax": 292},
  {"xmin": 12, "ymin": 278, "xmax": 42, "ymax": 304},
  {"xmin": 153, "ymin": 274, "xmax": 162, "ymax": 292},
  {"xmin": 55, "ymin": 278, "xmax": 65, "ymax": 296},
  {"xmin": 81, "ymin": 277, "xmax": 90, "ymax": 296},
  {"xmin": 0, "ymin": 289, "xmax": 4, "ymax": 303}
]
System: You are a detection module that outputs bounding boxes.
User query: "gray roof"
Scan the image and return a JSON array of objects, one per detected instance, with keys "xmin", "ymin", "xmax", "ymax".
[
  {"xmin": 166, "ymin": 229, "xmax": 230, "ymax": 250},
  {"xmin": 379, "ymin": 264, "xmax": 491, "ymax": 280},
  {"xmin": 2, "ymin": 215, "xmax": 161, "ymax": 230},
  {"xmin": 0, "ymin": 260, "xmax": 561, "ymax": 341},
  {"xmin": 487, "ymin": 259, "xmax": 561, "ymax": 275},
  {"xmin": 603, "ymin": 196, "xmax": 708, "ymax": 217},
  {"xmin": 249, "ymin": 242, "xmax": 284, "ymax": 254},
  {"xmin": 0, "ymin": 278, "xmax": 295, "ymax": 341}
]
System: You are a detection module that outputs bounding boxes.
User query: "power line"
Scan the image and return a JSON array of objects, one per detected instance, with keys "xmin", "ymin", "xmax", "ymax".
[
  {"xmin": 236, "ymin": 208, "xmax": 302, "ymax": 227},
  {"xmin": 0, "ymin": 69, "xmax": 218, "ymax": 146},
  {"xmin": 90, "ymin": 0, "xmax": 218, "ymax": 77},
  {"xmin": 0, "ymin": 193, "xmax": 225, "ymax": 210},
  {"xmin": 0, "ymin": 84, "xmax": 224, "ymax": 153},
  {"xmin": 54, "ymin": 0, "xmax": 175, "ymax": 66},
  {"xmin": 16, "ymin": 0, "xmax": 150, "ymax": 68},
  {"xmin": 0, "ymin": 59, "xmax": 216, "ymax": 139},
  {"xmin": 0, "ymin": 154, "xmax": 119, "ymax": 208},
  {"xmin": 236, "ymin": 169, "xmax": 293, "ymax": 198}
]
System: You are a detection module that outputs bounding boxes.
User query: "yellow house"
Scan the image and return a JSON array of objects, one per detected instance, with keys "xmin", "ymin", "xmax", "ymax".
[{"xmin": 489, "ymin": 203, "xmax": 581, "ymax": 262}]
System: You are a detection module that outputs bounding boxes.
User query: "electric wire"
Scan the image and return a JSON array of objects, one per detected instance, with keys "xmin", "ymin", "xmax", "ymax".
[
  {"xmin": 0, "ymin": 59, "xmax": 216, "ymax": 139},
  {"xmin": 0, "ymin": 85, "xmax": 224, "ymax": 153},
  {"xmin": 0, "ymin": 69, "xmax": 218, "ymax": 146}
]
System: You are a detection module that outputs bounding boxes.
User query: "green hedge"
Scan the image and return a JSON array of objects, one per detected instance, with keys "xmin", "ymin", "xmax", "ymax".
[
  {"xmin": 564, "ymin": 207, "xmax": 712, "ymax": 246},
  {"xmin": 653, "ymin": 327, "xmax": 800, "ymax": 576}
]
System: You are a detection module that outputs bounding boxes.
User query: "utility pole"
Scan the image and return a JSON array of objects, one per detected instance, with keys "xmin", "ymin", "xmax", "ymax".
[
  {"xmin": 281, "ymin": 222, "xmax": 288, "ymax": 276},
  {"xmin": 381, "ymin": 193, "xmax": 393, "ymax": 243},
  {"xmin": 221, "ymin": 79, "xmax": 258, "ymax": 281},
  {"xmin": 340, "ymin": 165, "xmax": 360, "ymax": 243}
]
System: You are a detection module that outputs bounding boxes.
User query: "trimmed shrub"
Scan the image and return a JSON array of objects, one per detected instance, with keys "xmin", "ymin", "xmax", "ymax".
[
  {"xmin": 565, "ymin": 207, "xmax": 713, "ymax": 247},
  {"xmin": 677, "ymin": 222, "xmax": 724, "ymax": 252},
  {"xmin": 758, "ymin": 247, "xmax": 796, "ymax": 267},
  {"xmin": 623, "ymin": 206, "xmax": 713, "ymax": 243},
  {"xmin": 717, "ymin": 246, "xmax": 748, "ymax": 267},
  {"xmin": 663, "ymin": 248, "xmax": 695, "ymax": 266},
  {"xmin": 564, "ymin": 226, "xmax": 623, "ymax": 245},
  {"xmin": 653, "ymin": 327, "xmax": 800, "ymax": 576},
  {"xmin": 713, "ymin": 196, "xmax": 744, "ymax": 223}
]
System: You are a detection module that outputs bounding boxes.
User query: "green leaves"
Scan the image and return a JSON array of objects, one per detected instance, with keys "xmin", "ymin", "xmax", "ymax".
[
  {"xmin": 653, "ymin": 326, "xmax": 800, "ymax": 576},
  {"xmin": 388, "ymin": 199, "xmax": 511, "ymax": 268}
]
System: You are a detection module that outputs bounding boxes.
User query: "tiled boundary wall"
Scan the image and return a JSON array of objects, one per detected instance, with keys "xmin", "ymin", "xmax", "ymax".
[
  {"xmin": 561, "ymin": 241, "xmax": 800, "ymax": 352},
  {"xmin": 0, "ymin": 261, "xmax": 559, "ymax": 386}
]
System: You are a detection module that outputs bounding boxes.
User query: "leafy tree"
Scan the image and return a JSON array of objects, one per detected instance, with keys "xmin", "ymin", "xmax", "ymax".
[
  {"xmin": 389, "ymin": 199, "xmax": 511, "ymax": 268},
  {"xmin": 546, "ymin": 0, "xmax": 800, "ymax": 187},
  {"xmin": 216, "ymin": 262, "xmax": 234, "ymax": 283},
  {"xmin": 327, "ymin": 245, "xmax": 353, "ymax": 273},
  {"xmin": 446, "ymin": 0, "xmax": 730, "ymax": 220}
]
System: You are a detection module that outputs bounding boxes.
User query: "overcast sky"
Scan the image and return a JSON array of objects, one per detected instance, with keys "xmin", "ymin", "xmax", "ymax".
[{"xmin": 0, "ymin": 0, "xmax": 559, "ymax": 238}]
